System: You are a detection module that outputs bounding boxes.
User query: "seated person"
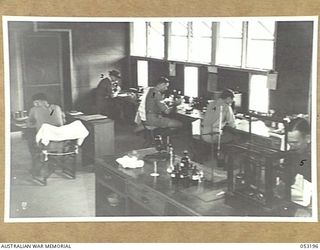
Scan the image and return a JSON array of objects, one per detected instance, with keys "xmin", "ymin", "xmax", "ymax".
[
  {"xmin": 287, "ymin": 117, "xmax": 312, "ymax": 216},
  {"xmin": 27, "ymin": 93, "xmax": 65, "ymax": 131},
  {"xmin": 26, "ymin": 93, "xmax": 65, "ymax": 177},
  {"xmin": 95, "ymin": 69, "xmax": 122, "ymax": 118},
  {"xmin": 201, "ymin": 89, "xmax": 236, "ymax": 144},
  {"xmin": 136, "ymin": 77, "xmax": 182, "ymax": 129}
]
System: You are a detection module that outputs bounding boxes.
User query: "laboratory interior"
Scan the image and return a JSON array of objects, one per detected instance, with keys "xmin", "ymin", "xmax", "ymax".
[{"xmin": 8, "ymin": 19, "xmax": 315, "ymax": 218}]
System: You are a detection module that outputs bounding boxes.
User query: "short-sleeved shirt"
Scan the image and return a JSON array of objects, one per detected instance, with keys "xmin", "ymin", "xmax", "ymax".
[
  {"xmin": 27, "ymin": 104, "xmax": 65, "ymax": 131},
  {"xmin": 143, "ymin": 87, "xmax": 173, "ymax": 128},
  {"xmin": 145, "ymin": 87, "xmax": 169, "ymax": 115},
  {"xmin": 202, "ymin": 100, "xmax": 236, "ymax": 135}
]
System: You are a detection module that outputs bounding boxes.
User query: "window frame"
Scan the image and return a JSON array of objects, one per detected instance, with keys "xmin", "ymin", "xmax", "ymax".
[{"xmin": 216, "ymin": 20, "xmax": 276, "ymax": 70}]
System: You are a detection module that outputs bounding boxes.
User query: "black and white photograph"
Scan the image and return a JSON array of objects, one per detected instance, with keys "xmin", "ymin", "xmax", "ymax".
[{"xmin": 3, "ymin": 16, "xmax": 318, "ymax": 222}]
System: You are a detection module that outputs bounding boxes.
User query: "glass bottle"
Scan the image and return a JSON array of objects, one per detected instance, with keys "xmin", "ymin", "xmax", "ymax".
[
  {"xmin": 154, "ymin": 135, "xmax": 163, "ymax": 152},
  {"xmin": 167, "ymin": 144, "xmax": 174, "ymax": 174},
  {"xmin": 170, "ymin": 163, "xmax": 180, "ymax": 181},
  {"xmin": 181, "ymin": 150, "xmax": 190, "ymax": 170}
]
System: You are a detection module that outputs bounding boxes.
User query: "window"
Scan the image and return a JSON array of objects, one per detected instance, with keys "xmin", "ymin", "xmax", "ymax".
[
  {"xmin": 147, "ymin": 22, "xmax": 165, "ymax": 58},
  {"xmin": 246, "ymin": 21, "xmax": 275, "ymax": 69},
  {"xmin": 216, "ymin": 21, "xmax": 243, "ymax": 67},
  {"xmin": 137, "ymin": 60, "xmax": 148, "ymax": 87},
  {"xmin": 131, "ymin": 20, "xmax": 276, "ymax": 70},
  {"xmin": 169, "ymin": 21, "xmax": 189, "ymax": 61},
  {"xmin": 131, "ymin": 22, "xmax": 164, "ymax": 58},
  {"xmin": 216, "ymin": 20, "xmax": 276, "ymax": 70},
  {"xmin": 249, "ymin": 74, "xmax": 269, "ymax": 113},
  {"xmin": 189, "ymin": 21, "xmax": 212, "ymax": 63},
  {"xmin": 184, "ymin": 66, "xmax": 198, "ymax": 97},
  {"xmin": 131, "ymin": 22, "xmax": 147, "ymax": 56}
]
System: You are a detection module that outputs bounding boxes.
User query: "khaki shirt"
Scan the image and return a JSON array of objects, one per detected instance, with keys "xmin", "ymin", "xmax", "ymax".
[
  {"xmin": 145, "ymin": 87, "xmax": 169, "ymax": 115},
  {"xmin": 27, "ymin": 104, "xmax": 65, "ymax": 131},
  {"xmin": 202, "ymin": 100, "xmax": 236, "ymax": 136}
]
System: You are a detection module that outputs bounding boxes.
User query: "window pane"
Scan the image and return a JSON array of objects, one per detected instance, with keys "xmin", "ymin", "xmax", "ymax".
[
  {"xmin": 137, "ymin": 60, "xmax": 148, "ymax": 87},
  {"xmin": 148, "ymin": 22, "xmax": 165, "ymax": 58},
  {"xmin": 190, "ymin": 37, "xmax": 212, "ymax": 62},
  {"xmin": 249, "ymin": 75, "xmax": 269, "ymax": 113},
  {"xmin": 171, "ymin": 21, "xmax": 188, "ymax": 36},
  {"xmin": 216, "ymin": 38, "xmax": 242, "ymax": 66},
  {"xmin": 184, "ymin": 66, "xmax": 198, "ymax": 97},
  {"xmin": 192, "ymin": 21, "xmax": 212, "ymax": 37},
  {"xmin": 170, "ymin": 36, "xmax": 188, "ymax": 61},
  {"xmin": 247, "ymin": 21, "xmax": 275, "ymax": 70},
  {"xmin": 248, "ymin": 21, "xmax": 275, "ymax": 40},
  {"xmin": 219, "ymin": 21, "xmax": 243, "ymax": 38},
  {"xmin": 132, "ymin": 22, "xmax": 147, "ymax": 56},
  {"xmin": 149, "ymin": 22, "xmax": 164, "ymax": 36},
  {"xmin": 246, "ymin": 40, "xmax": 274, "ymax": 69}
]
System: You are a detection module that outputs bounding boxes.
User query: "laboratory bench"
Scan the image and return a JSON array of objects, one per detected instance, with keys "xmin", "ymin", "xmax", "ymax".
[{"xmin": 94, "ymin": 147, "xmax": 296, "ymax": 217}]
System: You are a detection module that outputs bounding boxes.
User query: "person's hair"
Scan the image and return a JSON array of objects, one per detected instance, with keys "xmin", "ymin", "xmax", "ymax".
[
  {"xmin": 155, "ymin": 76, "xmax": 170, "ymax": 86},
  {"xmin": 220, "ymin": 89, "xmax": 235, "ymax": 99},
  {"xmin": 32, "ymin": 93, "xmax": 48, "ymax": 102},
  {"xmin": 288, "ymin": 117, "xmax": 310, "ymax": 136}
]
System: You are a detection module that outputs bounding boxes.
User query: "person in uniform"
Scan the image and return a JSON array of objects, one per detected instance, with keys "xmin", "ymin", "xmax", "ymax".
[
  {"xmin": 26, "ymin": 93, "xmax": 66, "ymax": 178},
  {"xmin": 201, "ymin": 89, "xmax": 236, "ymax": 143},
  {"xmin": 287, "ymin": 117, "xmax": 312, "ymax": 216},
  {"xmin": 142, "ymin": 77, "xmax": 182, "ymax": 129},
  {"xmin": 95, "ymin": 70, "xmax": 121, "ymax": 118}
]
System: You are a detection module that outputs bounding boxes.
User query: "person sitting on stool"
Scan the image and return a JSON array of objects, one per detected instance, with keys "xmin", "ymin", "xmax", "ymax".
[
  {"xmin": 142, "ymin": 76, "xmax": 182, "ymax": 130},
  {"xmin": 201, "ymin": 88, "xmax": 236, "ymax": 144},
  {"xmin": 26, "ymin": 93, "xmax": 66, "ymax": 178}
]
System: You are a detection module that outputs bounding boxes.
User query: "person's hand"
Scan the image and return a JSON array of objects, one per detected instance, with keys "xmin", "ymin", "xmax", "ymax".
[{"xmin": 174, "ymin": 97, "xmax": 182, "ymax": 106}]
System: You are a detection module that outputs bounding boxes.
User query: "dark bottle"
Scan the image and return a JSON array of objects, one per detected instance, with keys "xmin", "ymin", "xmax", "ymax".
[
  {"xmin": 179, "ymin": 162, "xmax": 190, "ymax": 187},
  {"xmin": 154, "ymin": 135, "xmax": 164, "ymax": 152},
  {"xmin": 181, "ymin": 150, "xmax": 190, "ymax": 169},
  {"xmin": 170, "ymin": 163, "xmax": 180, "ymax": 181}
]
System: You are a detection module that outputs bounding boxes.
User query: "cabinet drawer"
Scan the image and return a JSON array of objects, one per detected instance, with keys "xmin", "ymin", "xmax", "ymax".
[
  {"xmin": 96, "ymin": 165, "xmax": 126, "ymax": 194},
  {"xmin": 127, "ymin": 182, "xmax": 166, "ymax": 215}
]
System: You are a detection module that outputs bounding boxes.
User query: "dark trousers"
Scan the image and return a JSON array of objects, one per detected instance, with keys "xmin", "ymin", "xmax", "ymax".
[{"xmin": 24, "ymin": 128, "xmax": 42, "ymax": 176}]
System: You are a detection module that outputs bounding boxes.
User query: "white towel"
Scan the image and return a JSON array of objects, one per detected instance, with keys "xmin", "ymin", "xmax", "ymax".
[
  {"xmin": 291, "ymin": 174, "xmax": 312, "ymax": 207},
  {"xmin": 137, "ymin": 87, "xmax": 150, "ymax": 122},
  {"xmin": 36, "ymin": 120, "xmax": 89, "ymax": 146}
]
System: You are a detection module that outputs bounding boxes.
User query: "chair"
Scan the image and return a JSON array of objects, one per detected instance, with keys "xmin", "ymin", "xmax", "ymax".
[
  {"xmin": 33, "ymin": 121, "xmax": 89, "ymax": 185},
  {"xmin": 37, "ymin": 139, "xmax": 79, "ymax": 185}
]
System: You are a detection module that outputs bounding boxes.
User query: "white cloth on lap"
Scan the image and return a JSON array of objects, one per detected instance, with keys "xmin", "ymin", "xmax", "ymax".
[
  {"xmin": 36, "ymin": 120, "xmax": 89, "ymax": 146},
  {"xmin": 135, "ymin": 87, "xmax": 150, "ymax": 123}
]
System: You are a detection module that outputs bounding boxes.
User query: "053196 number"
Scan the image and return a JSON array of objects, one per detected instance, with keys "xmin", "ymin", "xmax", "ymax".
[{"xmin": 300, "ymin": 244, "xmax": 319, "ymax": 249}]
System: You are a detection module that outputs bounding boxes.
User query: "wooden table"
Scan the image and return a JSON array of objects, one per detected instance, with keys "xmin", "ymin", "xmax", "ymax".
[{"xmin": 94, "ymin": 147, "xmax": 296, "ymax": 217}]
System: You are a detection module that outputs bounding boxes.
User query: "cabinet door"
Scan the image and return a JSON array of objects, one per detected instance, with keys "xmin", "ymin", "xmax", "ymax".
[
  {"xmin": 96, "ymin": 183, "xmax": 127, "ymax": 217},
  {"xmin": 21, "ymin": 33, "xmax": 64, "ymax": 109}
]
